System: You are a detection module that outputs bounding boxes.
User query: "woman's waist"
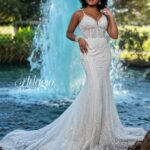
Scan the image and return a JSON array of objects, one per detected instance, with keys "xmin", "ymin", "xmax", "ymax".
[
  {"xmin": 83, "ymin": 36, "xmax": 108, "ymax": 45},
  {"xmin": 84, "ymin": 37, "xmax": 109, "ymax": 47},
  {"xmin": 84, "ymin": 36, "xmax": 107, "ymax": 43},
  {"xmin": 84, "ymin": 37, "xmax": 106, "ymax": 40}
]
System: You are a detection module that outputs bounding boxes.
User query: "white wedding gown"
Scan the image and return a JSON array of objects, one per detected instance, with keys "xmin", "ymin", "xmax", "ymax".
[{"xmin": 0, "ymin": 9, "xmax": 147, "ymax": 150}]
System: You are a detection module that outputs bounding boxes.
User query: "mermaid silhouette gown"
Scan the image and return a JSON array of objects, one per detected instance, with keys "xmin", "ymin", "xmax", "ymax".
[{"xmin": 0, "ymin": 9, "xmax": 147, "ymax": 150}]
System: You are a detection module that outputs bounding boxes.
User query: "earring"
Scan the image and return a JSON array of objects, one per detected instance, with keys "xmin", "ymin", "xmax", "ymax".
[{"xmin": 98, "ymin": 0, "xmax": 101, "ymax": 5}]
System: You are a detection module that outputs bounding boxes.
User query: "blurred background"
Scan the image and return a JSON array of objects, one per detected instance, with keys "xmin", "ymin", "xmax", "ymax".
[{"xmin": 0, "ymin": 0, "xmax": 149, "ymax": 139}]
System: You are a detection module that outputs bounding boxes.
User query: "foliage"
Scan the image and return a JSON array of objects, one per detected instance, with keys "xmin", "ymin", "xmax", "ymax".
[
  {"xmin": 115, "ymin": 25, "xmax": 150, "ymax": 66},
  {"xmin": 0, "ymin": 26, "xmax": 34, "ymax": 63},
  {"xmin": 120, "ymin": 51, "xmax": 150, "ymax": 62},
  {"xmin": 0, "ymin": 34, "xmax": 12, "ymax": 48},
  {"xmin": 113, "ymin": 0, "xmax": 150, "ymax": 25},
  {"xmin": 117, "ymin": 26, "xmax": 150, "ymax": 52},
  {"xmin": 119, "ymin": 51, "xmax": 150, "ymax": 67},
  {"xmin": 142, "ymin": 39, "xmax": 150, "ymax": 52},
  {"xmin": 0, "ymin": 0, "xmax": 41, "ymax": 24},
  {"xmin": 14, "ymin": 27, "xmax": 34, "ymax": 52}
]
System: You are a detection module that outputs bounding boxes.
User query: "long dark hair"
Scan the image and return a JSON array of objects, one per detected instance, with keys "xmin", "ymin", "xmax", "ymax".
[{"xmin": 79, "ymin": 0, "xmax": 108, "ymax": 11}]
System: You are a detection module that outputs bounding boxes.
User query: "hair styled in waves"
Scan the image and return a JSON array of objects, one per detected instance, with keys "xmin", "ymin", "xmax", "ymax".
[{"xmin": 79, "ymin": 0, "xmax": 108, "ymax": 11}]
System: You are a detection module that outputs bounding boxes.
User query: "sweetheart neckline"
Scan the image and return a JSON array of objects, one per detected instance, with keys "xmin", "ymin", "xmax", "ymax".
[{"xmin": 79, "ymin": 13, "xmax": 104, "ymax": 26}]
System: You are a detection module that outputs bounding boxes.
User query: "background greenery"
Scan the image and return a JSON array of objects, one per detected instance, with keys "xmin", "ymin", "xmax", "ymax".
[
  {"xmin": 117, "ymin": 26, "xmax": 150, "ymax": 52},
  {"xmin": 0, "ymin": 27, "xmax": 34, "ymax": 63},
  {"xmin": 116, "ymin": 26, "xmax": 150, "ymax": 67},
  {"xmin": 0, "ymin": 0, "xmax": 42, "ymax": 25},
  {"xmin": 112, "ymin": 0, "xmax": 150, "ymax": 67},
  {"xmin": 113, "ymin": 0, "xmax": 150, "ymax": 25}
]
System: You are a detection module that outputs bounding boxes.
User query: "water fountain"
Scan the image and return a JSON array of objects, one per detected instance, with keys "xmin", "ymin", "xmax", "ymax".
[{"xmin": 28, "ymin": 0, "xmax": 116, "ymax": 101}]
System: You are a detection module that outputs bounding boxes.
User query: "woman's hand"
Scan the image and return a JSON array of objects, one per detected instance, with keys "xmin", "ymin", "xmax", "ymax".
[
  {"xmin": 78, "ymin": 38, "xmax": 89, "ymax": 54},
  {"xmin": 101, "ymin": 8, "xmax": 113, "ymax": 18}
]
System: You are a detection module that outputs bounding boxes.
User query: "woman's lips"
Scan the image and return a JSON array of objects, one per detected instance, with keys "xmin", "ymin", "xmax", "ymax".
[{"xmin": 89, "ymin": 0, "xmax": 94, "ymax": 2}]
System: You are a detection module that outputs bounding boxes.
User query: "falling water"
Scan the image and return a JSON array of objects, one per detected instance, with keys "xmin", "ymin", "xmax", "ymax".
[{"xmin": 28, "ymin": 0, "xmax": 118, "ymax": 100}]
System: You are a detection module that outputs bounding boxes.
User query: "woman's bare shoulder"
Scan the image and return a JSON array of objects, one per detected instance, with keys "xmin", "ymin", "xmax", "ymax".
[{"xmin": 71, "ymin": 9, "xmax": 83, "ymax": 18}]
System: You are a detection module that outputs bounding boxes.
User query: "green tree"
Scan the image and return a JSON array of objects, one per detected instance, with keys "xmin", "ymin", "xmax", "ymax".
[
  {"xmin": 113, "ymin": 0, "xmax": 150, "ymax": 25},
  {"xmin": 0, "ymin": 0, "xmax": 41, "ymax": 25}
]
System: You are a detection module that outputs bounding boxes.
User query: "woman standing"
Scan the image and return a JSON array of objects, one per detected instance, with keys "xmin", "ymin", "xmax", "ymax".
[{"xmin": 0, "ymin": 0, "xmax": 146, "ymax": 149}]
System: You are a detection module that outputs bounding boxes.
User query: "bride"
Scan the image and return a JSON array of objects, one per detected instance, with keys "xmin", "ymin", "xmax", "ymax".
[{"xmin": 0, "ymin": 0, "xmax": 147, "ymax": 150}]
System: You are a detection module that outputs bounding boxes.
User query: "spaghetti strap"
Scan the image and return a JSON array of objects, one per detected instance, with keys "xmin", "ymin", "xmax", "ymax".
[{"xmin": 81, "ymin": 9, "xmax": 85, "ymax": 15}]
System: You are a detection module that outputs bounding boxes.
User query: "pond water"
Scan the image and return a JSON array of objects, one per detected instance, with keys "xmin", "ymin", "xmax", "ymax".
[{"xmin": 0, "ymin": 63, "xmax": 149, "ymax": 139}]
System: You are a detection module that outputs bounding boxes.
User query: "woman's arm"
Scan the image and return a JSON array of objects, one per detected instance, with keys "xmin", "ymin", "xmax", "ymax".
[
  {"xmin": 66, "ymin": 10, "xmax": 89, "ymax": 54},
  {"xmin": 66, "ymin": 11, "xmax": 80, "ymax": 41},
  {"xmin": 102, "ymin": 8, "xmax": 118, "ymax": 39}
]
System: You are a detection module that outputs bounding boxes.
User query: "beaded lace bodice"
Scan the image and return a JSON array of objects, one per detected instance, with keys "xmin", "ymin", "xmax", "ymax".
[{"xmin": 78, "ymin": 9, "xmax": 108, "ymax": 39}]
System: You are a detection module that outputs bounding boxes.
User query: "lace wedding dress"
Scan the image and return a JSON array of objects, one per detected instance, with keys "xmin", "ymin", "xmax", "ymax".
[{"xmin": 0, "ymin": 9, "xmax": 147, "ymax": 150}]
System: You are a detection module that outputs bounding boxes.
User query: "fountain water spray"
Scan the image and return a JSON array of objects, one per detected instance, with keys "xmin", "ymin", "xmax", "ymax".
[{"xmin": 28, "ymin": 0, "xmax": 121, "ymax": 101}]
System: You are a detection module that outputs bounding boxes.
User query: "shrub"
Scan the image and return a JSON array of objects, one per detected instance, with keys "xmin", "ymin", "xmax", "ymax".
[
  {"xmin": 0, "ymin": 26, "xmax": 34, "ymax": 63},
  {"xmin": 0, "ymin": 34, "xmax": 12, "ymax": 49},
  {"xmin": 118, "ymin": 26, "xmax": 150, "ymax": 52},
  {"xmin": 14, "ymin": 26, "xmax": 34, "ymax": 52},
  {"xmin": 142, "ymin": 38, "xmax": 150, "ymax": 52},
  {"xmin": 0, "ymin": 34, "xmax": 13, "ymax": 62},
  {"xmin": 120, "ymin": 51, "xmax": 150, "ymax": 62}
]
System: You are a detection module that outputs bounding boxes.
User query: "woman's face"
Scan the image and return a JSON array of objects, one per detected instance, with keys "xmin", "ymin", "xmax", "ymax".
[{"xmin": 86, "ymin": 0, "xmax": 99, "ymax": 6}]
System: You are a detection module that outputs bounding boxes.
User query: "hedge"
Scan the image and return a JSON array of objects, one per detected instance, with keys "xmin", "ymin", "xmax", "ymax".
[
  {"xmin": 117, "ymin": 25, "xmax": 150, "ymax": 52},
  {"xmin": 0, "ymin": 27, "xmax": 34, "ymax": 63}
]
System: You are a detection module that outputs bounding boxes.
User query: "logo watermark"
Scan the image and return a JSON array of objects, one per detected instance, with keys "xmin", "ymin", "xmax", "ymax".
[{"xmin": 15, "ymin": 75, "xmax": 54, "ymax": 90}]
